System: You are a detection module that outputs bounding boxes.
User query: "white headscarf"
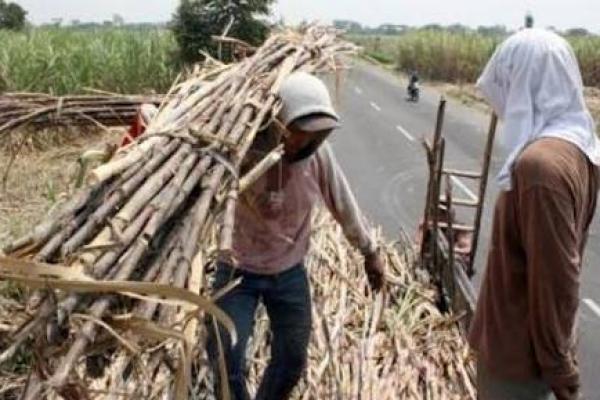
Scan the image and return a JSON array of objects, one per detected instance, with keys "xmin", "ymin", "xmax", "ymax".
[{"xmin": 477, "ymin": 28, "xmax": 600, "ymax": 191}]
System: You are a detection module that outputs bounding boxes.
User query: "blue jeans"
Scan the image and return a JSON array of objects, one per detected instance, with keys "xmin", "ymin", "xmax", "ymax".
[{"xmin": 206, "ymin": 263, "xmax": 312, "ymax": 400}]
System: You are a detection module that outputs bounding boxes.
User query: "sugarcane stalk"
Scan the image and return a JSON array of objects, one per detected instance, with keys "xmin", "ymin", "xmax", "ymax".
[
  {"xmin": 218, "ymin": 187, "xmax": 238, "ymax": 259},
  {"xmin": 238, "ymin": 145, "xmax": 284, "ymax": 193},
  {"xmin": 88, "ymin": 136, "xmax": 169, "ymax": 185},
  {"xmin": 110, "ymin": 216, "xmax": 196, "ymax": 399},
  {"xmin": 62, "ymin": 139, "xmax": 182, "ymax": 257},
  {"xmin": 151, "ymin": 164, "xmax": 241, "ymax": 329},
  {"xmin": 55, "ymin": 194, "xmax": 199, "ymax": 387},
  {"xmin": 78, "ymin": 150, "xmax": 203, "ymax": 283},
  {"xmin": 165, "ymin": 156, "xmax": 212, "ymax": 218},
  {"xmin": 20, "ymin": 181, "xmax": 115, "ymax": 311},
  {"xmin": 2, "ymin": 181, "xmax": 106, "ymax": 255},
  {"xmin": 44, "ymin": 154, "xmax": 206, "ymax": 388},
  {"xmin": 105, "ymin": 220, "xmax": 189, "ymax": 399},
  {"xmin": 0, "ymin": 93, "xmax": 163, "ymax": 113},
  {"xmin": 137, "ymin": 221, "xmax": 192, "ymax": 321},
  {"xmin": 34, "ymin": 209, "xmax": 93, "ymax": 263},
  {"xmin": 45, "ymin": 205, "xmax": 157, "ymax": 337},
  {"xmin": 152, "ymin": 69, "xmax": 232, "ymax": 130},
  {"xmin": 43, "ymin": 241, "xmax": 150, "ymax": 393}
]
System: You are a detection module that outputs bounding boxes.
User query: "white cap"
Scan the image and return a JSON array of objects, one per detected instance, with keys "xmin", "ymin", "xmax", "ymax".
[{"xmin": 278, "ymin": 72, "xmax": 340, "ymax": 132}]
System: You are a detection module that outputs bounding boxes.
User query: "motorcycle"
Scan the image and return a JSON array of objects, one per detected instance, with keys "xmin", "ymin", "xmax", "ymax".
[{"xmin": 407, "ymin": 81, "xmax": 420, "ymax": 103}]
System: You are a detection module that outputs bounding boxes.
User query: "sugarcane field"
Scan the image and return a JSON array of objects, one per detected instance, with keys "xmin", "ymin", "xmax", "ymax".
[{"xmin": 1, "ymin": 2, "xmax": 600, "ymax": 400}]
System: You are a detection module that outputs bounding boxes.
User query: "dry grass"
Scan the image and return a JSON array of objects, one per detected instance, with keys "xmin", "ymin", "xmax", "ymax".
[{"xmin": 0, "ymin": 128, "xmax": 121, "ymax": 249}]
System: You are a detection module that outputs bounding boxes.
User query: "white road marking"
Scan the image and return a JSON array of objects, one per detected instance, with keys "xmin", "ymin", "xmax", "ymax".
[
  {"xmin": 354, "ymin": 86, "xmax": 363, "ymax": 95},
  {"xmin": 396, "ymin": 124, "xmax": 415, "ymax": 142},
  {"xmin": 370, "ymin": 101, "xmax": 381, "ymax": 112},
  {"xmin": 450, "ymin": 176, "xmax": 478, "ymax": 202},
  {"xmin": 583, "ymin": 298, "xmax": 600, "ymax": 318}
]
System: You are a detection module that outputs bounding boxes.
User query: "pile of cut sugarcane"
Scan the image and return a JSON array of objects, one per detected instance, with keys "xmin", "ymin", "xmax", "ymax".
[
  {"xmin": 0, "ymin": 211, "xmax": 475, "ymax": 400},
  {"xmin": 85, "ymin": 213, "xmax": 476, "ymax": 400},
  {"xmin": 0, "ymin": 93, "xmax": 165, "ymax": 135}
]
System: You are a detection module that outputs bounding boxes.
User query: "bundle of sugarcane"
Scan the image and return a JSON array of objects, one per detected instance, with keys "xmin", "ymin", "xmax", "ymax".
[
  {"xmin": 0, "ymin": 26, "xmax": 356, "ymax": 399},
  {"xmin": 0, "ymin": 93, "xmax": 165, "ymax": 135}
]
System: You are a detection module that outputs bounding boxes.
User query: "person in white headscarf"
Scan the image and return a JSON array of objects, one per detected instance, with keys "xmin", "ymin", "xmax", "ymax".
[{"xmin": 469, "ymin": 29, "xmax": 600, "ymax": 400}]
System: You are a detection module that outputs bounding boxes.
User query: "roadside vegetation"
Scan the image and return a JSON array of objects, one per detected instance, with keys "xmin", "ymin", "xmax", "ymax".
[
  {"xmin": 350, "ymin": 30, "xmax": 600, "ymax": 123},
  {"xmin": 351, "ymin": 30, "xmax": 600, "ymax": 88},
  {"xmin": 0, "ymin": 0, "xmax": 276, "ymax": 95},
  {"xmin": 0, "ymin": 27, "xmax": 178, "ymax": 94}
]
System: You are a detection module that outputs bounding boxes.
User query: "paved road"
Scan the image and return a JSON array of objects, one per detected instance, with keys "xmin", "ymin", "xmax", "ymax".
[{"xmin": 327, "ymin": 60, "xmax": 600, "ymax": 399}]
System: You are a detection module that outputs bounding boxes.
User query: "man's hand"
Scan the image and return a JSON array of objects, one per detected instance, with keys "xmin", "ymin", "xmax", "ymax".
[{"xmin": 364, "ymin": 250, "xmax": 385, "ymax": 292}]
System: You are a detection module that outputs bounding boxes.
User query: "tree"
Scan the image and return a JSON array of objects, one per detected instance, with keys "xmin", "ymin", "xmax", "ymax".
[
  {"xmin": 113, "ymin": 13, "xmax": 125, "ymax": 26},
  {"xmin": 447, "ymin": 24, "xmax": 470, "ymax": 34},
  {"xmin": 333, "ymin": 20, "xmax": 362, "ymax": 33},
  {"xmin": 171, "ymin": 0, "xmax": 274, "ymax": 64},
  {"xmin": 421, "ymin": 24, "xmax": 443, "ymax": 31},
  {"xmin": 477, "ymin": 25, "xmax": 508, "ymax": 37},
  {"xmin": 377, "ymin": 24, "xmax": 407, "ymax": 35},
  {"xmin": 0, "ymin": 0, "xmax": 27, "ymax": 31},
  {"xmin": 565, "ymin": 28, "xmax": 590, "ymax": 37}
]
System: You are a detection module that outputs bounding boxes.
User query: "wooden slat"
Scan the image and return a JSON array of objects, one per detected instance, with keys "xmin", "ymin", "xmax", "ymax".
[
  {"xmin": 469, "ymin": 113, "xmax": 499, "ymax": 276},
  {"xmin": 437, "ymin": 222, "xmax": 475, "ymax": 232},
  {"xmin": 442, "ymin": 169, "xmax": 482, "ymax": 179},
  {"xmin": 454, "ymin": 260, "xmax": 477, "ymax": 314},
  {"xmin": 437, "ymin": 231, "xmax": 477, "ymax": 331},
  {"xmin": 439, "ymin": 196, "xmax": 479, "ymax": 208}
]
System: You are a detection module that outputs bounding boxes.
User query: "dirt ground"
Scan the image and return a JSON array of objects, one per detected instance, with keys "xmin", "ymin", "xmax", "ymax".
[{"xmin": 0, "ymin": 129, "xmax": 121, "ymax": 250}]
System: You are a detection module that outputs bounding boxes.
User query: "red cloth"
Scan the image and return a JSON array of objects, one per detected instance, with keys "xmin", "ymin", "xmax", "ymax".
[{"xmin": 120, "ymin": 110, "xmax": 146, "ymax": 147}]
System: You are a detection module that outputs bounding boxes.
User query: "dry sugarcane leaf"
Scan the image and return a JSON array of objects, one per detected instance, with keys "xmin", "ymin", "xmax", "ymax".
[{"xmin": 0, "ymin": 256, "xmax": 237, "ymax": 345}]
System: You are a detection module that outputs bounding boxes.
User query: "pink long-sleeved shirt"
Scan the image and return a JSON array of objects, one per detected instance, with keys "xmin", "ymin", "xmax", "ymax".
[{"xmin": 231, "ymin": 142, "xmax": 375, "ymax": 274}]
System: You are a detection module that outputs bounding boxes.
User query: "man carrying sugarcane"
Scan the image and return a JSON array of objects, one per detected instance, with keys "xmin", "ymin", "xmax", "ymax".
[
  {"xmin": 470, "ymin": 29, "xmax": 600, "ymax": 400},
  {"xmin": 205, "ymin": 71, "xmax": 386, "ymax": 400}
]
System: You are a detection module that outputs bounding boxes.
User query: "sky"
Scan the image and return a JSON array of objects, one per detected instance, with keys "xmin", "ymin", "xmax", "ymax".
[{"xmin": 11, "ymin": 0, "xmax": 600, "ymax": 33}]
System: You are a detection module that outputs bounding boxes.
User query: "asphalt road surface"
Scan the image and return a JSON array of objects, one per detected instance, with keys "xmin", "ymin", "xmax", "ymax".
[{"xmin": 327, "ymin": 60, "xmax": 600, "ymax": 399}]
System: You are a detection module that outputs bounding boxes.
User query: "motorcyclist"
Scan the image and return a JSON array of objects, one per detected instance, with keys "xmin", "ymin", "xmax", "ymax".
[{"xmin": 407, "ymin": 70, "xmax": 420, "ymax": 101}]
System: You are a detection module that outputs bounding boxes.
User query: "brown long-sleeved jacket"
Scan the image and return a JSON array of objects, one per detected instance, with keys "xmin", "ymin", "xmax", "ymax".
[{"xmin": 469, "ymin": 138, "xmax": 599, "ymax": 399}]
